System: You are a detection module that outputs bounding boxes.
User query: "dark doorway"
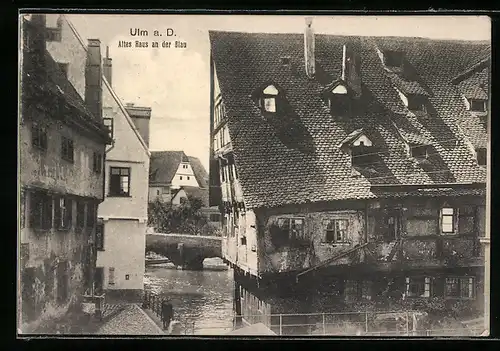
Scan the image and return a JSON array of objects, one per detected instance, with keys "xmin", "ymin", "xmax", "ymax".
[
  {"xmin": 386, "ymin": 210, "xmax": 401, "ymax": 241},
  {"xmin": 21, "ymin": 267, "xmax": 36, "ymax": 322},
  {"xmin": 56, "ymin": 261, "xmax": 69, "ymax": 304},
  {"xmin": 94, "ymin": 267, "xmax": 104, "ymax": 295}
]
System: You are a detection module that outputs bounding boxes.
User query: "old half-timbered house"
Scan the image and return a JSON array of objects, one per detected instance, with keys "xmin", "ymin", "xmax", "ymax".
[{"xmin": 208, "ymin": 18, "xmax": 489, "ymax": 332}]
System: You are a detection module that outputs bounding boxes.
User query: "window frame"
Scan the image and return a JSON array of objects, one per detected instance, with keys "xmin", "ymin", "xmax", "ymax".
[
  {"xmin": 96, "ymin": 221, "xmax": 105, "ymax": 251},
  {"xmin": 103, "ymin": 118, "xmax": 114, "ymax": 140},
  {"xmin": 29, "ymin": 191, "xmax": 53, "ymax": 231},
  {"xmin": 61, "ymin": 136, "xmax": 74, "ymax": 163},
  {"xmin": 54, "ymin": 196, "xmax": 73, "ymax": 230},
  {"xmin": 277, "ymin": 217, "xmax": 305, "ymax": 241},
  {"xmin": 476, "ymin": 148, "xmax": 487, "ymax": 166},
  {"xmin": 92, "ymin": 152, "xmax": 103, "ymax": 174},
  {"xmin": 325, "ymin": 218, "xmax": 349, "ymax": 244},
  {"xmin": 444, "ymin": 276, "xmax": 476, "ymax": 299},
  {"xmin": 75, "ymin": 201, "xmax": 85, "ymax": 231},
  {"xmin": 405, "ymin": 276, "xmax": 431, "ymax": 298},
  {"xmin": 469, "ymin": 99, "xmax": 487, "ymax": 112},
  {"xmin": 411, "ymin": 145, "xmax": 429, "ymax": 159},
  {"xmin": 108, "ymin": 167, "xmax": 131, "ymax": 197},
  {"xmin": 31, "ymin": 123, "xmax": 48, "ymax": 151},
  {"xmin": 441, "ymin": 207, "xmax": 456, "ymax": 234}
]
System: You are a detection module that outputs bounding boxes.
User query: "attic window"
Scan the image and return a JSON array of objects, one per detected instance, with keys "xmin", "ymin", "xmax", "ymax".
[
  {"xmin": 476, "ymin": 148, "xmax": 487, "ymax": 166},
  {"xmin": 258, "ymin": 85, "xmax": 280, "ymax": 113},
  {"xmin": 469, "ymin": 99, "xmax": 486, "ymax": 112},
  {"xmin": 280, "ymin": 56, "xmax": 291, "ymax": 66},
  {"xmin": 407, "ymin": 95, "xmax": 427, "ymax": 112},
  {"xmin": 384, "ymin": 50, "xmax": 404, "ymax": 68},
  {"xmin": 326, "ymin": 83, "xmax": 351, "ymax": 116},
  {"xmin": 411, "ymin": 145, "xmax": 428, "ymax": 159}
]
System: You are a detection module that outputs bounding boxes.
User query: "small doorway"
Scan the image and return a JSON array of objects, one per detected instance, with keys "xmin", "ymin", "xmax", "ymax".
[{"xmin": 94, "ymin": 267, "xmax": 104, "ymax": 295}]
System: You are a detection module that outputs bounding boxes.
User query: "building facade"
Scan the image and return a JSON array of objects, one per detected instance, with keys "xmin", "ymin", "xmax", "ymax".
[
  {"xmin": 209, "ymin": 21, "xmax": 489, "ymax": 332},
  {"xmin": 41, "ymin": 14, "xmax": 152, "ymax": 302},
  {"xmin": 19, "ymin": 15, "xmax": 111, "ymax": 332}
]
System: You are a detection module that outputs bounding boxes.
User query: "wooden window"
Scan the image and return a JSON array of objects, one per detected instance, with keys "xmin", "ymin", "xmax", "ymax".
[
  {"xmin": 96, "ymin": 222, "xmax": 104, "ymax": 251},
  {"xmin": 109, "ymin": 167, "xmax": 130, "ymax": 197},
  {"xmin": 259, "ymin": 85, "xmax": 279, "ymax": 113},
  {"xmin": 92, "ymin": 152, "xmax": 103, "ymax": 173},
  {"xmin": 445, "ymin": 277, "xmax": 475, "ymax": 299},
  {"xmin": 31, "ymin": 124, "xmax": 48, "ymax": 151},
  {"xmin": 325, "ymin": 219, "xmax": 349, "ymax": 243},
  {"xmin": 76, "ymin": 201, "xmax": 85, "ymax": 230},
  {"xmin": 476, "ymin": 148, "xmax": 487, "ymax": 166},
  {"xmin": 46, "ymin": 27, "xmax": 62, "ymax": 42},
  {"xmin": 61, "ymin": 136, "xmax": 74, "ymax": 163},
  {"xmin": 458, "ymin": 205, "xmax": 475, "ymax": 235},
  {"xmin": 405, "ymin": 277, "xmax": 431, "ymax": 298},
  {"xmin": 29, "ymin": 192, "xmax": 53, "ymax": 230},
  {"xmin": 54, "ymin": 196, "xmax": 72, "ymax": 230},
  {"xmin": 108, "ymin": 267, "xmax": 115, "ymax": 285},
  {"xmin": 187, "ymin": 176, "xmax": 190, "ymax": 180},
  {"xmin": 469, "ymin": 99, "xmax": 486, "ymax": 112},
  {"xmin": 277, "ymin": 217, "xmax": 305, "ymax": 240},
  {"xmin": 411, "ymin": 145, "xmax": 428, "ymax": 159},
  {"xmin": 103, "ymin": 118, "xmax": 114, "ymax": 140},
  {"xmin": 441, "ymin": 207, "xmax": 456, "ymax": 234}
]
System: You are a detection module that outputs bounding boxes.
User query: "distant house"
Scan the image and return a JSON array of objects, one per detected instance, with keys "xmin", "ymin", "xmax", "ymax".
[{"xmin": 148, "ymin": 151, "xmax": 209, "ymax": 204}]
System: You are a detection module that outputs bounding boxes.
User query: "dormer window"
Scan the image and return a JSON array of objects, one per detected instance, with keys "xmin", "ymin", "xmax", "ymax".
[
  {"xmin": 476, "ymin": 148, "xmax": 487, "ymax": 166},
  {"xmin": 324, "ymin": 81, "xmax": 351, "ymax": 116},
  {"xmin": 339, "ymin": 129, "xmax": 375, "ymax": 168},
  {"xmin": 384, "ymin": 50, "xmax": 404, "ymax": 68},
  {"xmin": 256, "ymin": 84, "xmax": 282, "ymax": 114},
  {"xmin": 469, "ymin": 99, "xmax": 487, "ymax": 112},
  {"xmin": 407, "ymin": 95, "xmax": 427, "ymax": 113},
  {"xmin": 411, "ymin": 144, "xmax": 428, "ymax": 159}
]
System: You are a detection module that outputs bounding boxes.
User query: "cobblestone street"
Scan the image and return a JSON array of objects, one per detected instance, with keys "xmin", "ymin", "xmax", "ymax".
[{"xmin": 95, "ymin": 304, "xmax": 165, "ymax": 335}]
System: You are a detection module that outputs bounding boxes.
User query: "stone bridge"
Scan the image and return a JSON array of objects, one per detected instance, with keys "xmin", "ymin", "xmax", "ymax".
[{"xmin": 145, "ymin": 233, "xmax": 222, "ymax": 270}]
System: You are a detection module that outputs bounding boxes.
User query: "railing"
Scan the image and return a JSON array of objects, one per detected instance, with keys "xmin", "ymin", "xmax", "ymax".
[
  {"xmin": 181, "ymin": 311, "xmax": 485, "ymax": 336},
  {"xmin": 142, "ymin": 291, "xmax": 167, "ymax": 325}
]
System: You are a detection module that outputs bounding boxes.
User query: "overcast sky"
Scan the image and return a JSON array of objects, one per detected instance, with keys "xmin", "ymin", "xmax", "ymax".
[{"xmin": 66, "ymin": 14, "xmax": 491, "ymax": 171}]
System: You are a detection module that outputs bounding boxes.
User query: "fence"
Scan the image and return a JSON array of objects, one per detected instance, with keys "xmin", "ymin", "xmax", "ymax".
[
  {"xmin": 142, "ymin": 290, "xmax": 168, "ymax": 325},
  {"xmin": 182, "ymin": 311, "xmax": 485, "ymax": 336}
]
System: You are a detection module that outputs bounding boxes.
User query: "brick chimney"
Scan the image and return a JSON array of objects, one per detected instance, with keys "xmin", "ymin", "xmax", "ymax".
[
  {"xmin": 103, "ymin": 46, "xmax": 112, "ymax": 86},
  {"xmin": 85, "ymin": 39, "xmax": 103, "ymax": 120},
  {"xmin": 304, "ymin": 17, "xmax": 315, "ymax": 79},
  {"xmin": 125, "ymin": 104, "xmax": 152, "ymax": 148},
  {"xmin": 342, "ymin": 41, "xmax": 362, "ymax": 99}
]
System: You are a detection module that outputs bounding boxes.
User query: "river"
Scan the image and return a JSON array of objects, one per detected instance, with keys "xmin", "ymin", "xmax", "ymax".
[{"xmin": 143, "ymin": 258, "xmax": 235, "ymax": 335}]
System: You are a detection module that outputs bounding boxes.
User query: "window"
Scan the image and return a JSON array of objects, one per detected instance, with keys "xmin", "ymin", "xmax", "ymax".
[
  {"xmin": 61, "ymin": 136, "xmax": 74, "ymax": 163},
  {"xmin": 325, "ymin": 219, "xmax": 349, "ymax": 243},
  {"xmin": 29, "ymin": 192, "xmax": 53, "ymax": 230},
  {"xmin": 86, "ymin": 202, "xmax": 96, "ymax": 230},
  {"xmin": 96, "ymin": 222, "xmax": 104, "ymax": 251},
  {"xmin": 406, "ymin": 205, "xmax": 438, "ymax": 237},
  {"xmin": 258, "ymin": 85, "xmax": 279, "ymax": 113},
  {"xmin": 31, "ymin": 124, "xmax": 48, "ymax": 151},
  {"xmin": 92, "ymin": 152, "xmax": 103, "ymax": 173},
  {"xmin": 109, "ymin": 167, "xmax": 130, "ymax": 197},
  {"xmin": 327, "ymin": 84, "xmax": 351, "ymax": 116},
  {"xmin": 469, "ymin": 99, "xmax": 486, "ymax": 112},
  {"xmin": 179, "ymin": 176, "xmax": 183, "ymax": 180},
  {"xmin": 476, "ymin": 148, "xmax": 487, "ymax": 166},
  {"xmin": 187, "ymin": 176, "xmax": 190, "ymax": 180},
  {"xmin": 411, "ymin": 145, "xmax": 428, "ymax": 159},
  {"xmin": 384, "ymin": 50, "xmax": 404, "ymax": 68},
  {"xmin": 54, "ymin": 197, "xmax": 72, "ymax": 230},
  {"xmin": 445, "ymin": 277, "xmax": 475, "ymax": 299},
  {"xmin": 277, "ymin": 218, "xmax": 305, "ymax": 240},
  {"xmin": 108, "ymin": 267, "xmax": 115, "ymax": 285},
  {"xmin": 406, "ymin": 277, "xmax": 431, "ymax": 298},
  {"xmin": 441, "ymin": 207, "xmax": 456, "ymax": 234},
  {"xmin": 280, "ymin": 56, "xmax": 291, "ymax": 66},
  {"xmin": 210, "ymin": 213, "xmax": 221, "ymax": 222},
  {"xmin": 103, "ymin": 118, "xmax": 114, "ymax": 140},
  {"xmin": 57, "ymin": 63, "xmax": 68, "ymax": 78},
  {"xmin": 156, "ymin": 190, "xmax": 160, "ymax": 196},
  {"xmin": 351, "ymin": 146, "xmax": 374, "ymax": 167},
  {"xmin": 76, "ymin": 201, "xmax": 85, "ymax": 230},
  {"xmin": 46, "ymin": 27, "xmax": 62, "ymax": 42},
  {"xmin": 407, "ymin": 95, "xmax": 427, "ymax": 112},
  {"xmin": 241, "ymin": 236, "xmax": 247, "ymax": 246}
]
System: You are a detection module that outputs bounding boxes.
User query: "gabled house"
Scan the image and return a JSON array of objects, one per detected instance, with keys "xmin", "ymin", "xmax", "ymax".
[
  {"xmin": 43, "ymin": 14, "xmax": 151, "ymax": 302},
  {"xmin": 209, "ymin": 19, "xmax": 489, "ymax": 328},
  {"xmin": 19, "ymin": 15, "xmax": 111, "ymax": 332},
  {"xmin": 148, "ymin": 151, "xmax": 209, "ymax": 204}
]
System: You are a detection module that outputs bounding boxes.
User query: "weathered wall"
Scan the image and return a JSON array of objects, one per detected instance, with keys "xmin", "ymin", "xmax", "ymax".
[
  {"xmin": 148, "ymin": 185, "xmax": 171, "ymax": 203},
  {"xmin": 96, "ymin": 219, "xmax": 146, "ymax": 291}
]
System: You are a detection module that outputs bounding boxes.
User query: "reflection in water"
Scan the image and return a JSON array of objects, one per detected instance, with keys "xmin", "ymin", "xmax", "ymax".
[{"xmin": 144, "ymin": 258, "xmax": 235, "ymax": 334}]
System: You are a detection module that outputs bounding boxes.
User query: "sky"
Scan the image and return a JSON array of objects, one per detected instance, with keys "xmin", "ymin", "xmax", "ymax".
[{"xmin": 66, "ymin": 14, "xmax": 491, "ymax": 172}]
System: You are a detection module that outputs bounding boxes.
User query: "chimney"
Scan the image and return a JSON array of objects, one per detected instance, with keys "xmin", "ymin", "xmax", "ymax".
[
  {"xmin": 29, "ymin": 15, "xmax": 47, "ymax": 70},
  {"xmin": 304, "ymin": 17, "xmax": 315, "ymax": 79},
  {"xmin": 103, "ymin": 46, "xmax": 112, "ymax": 86},
  {"xmin": 342, "ymin": 41, "xmax": 362, "ymax": 99},
  {"xmin": 85, "ymin": 39, "xmax": 103, "ymax": 120},
  {"xmin": 125, "ymin": 105, "xmax": 152, "ymax": 148}
]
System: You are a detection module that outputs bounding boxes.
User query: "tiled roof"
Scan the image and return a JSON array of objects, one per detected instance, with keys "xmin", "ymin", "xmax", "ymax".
[
  {"xmin": 149, "ymin": 151, "xmax": 208, "ymax": 187},
  {"xmin": 210, "ymin": 31, "xmax": 489, "ymax": 209}
]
